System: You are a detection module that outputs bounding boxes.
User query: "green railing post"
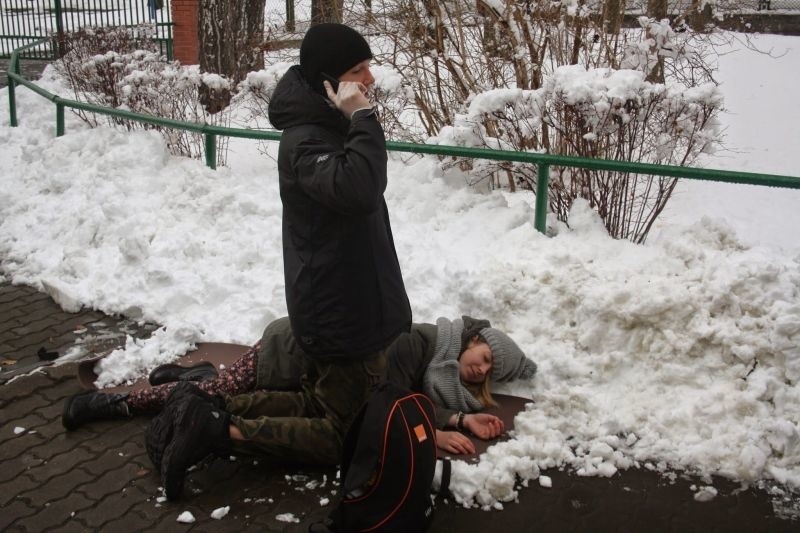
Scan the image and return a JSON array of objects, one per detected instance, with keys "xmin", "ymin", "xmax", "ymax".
[
  {"xmin": 534, "ymin": 164, "xmax": 549, "ymax": 234},
  {"xmin": 56, "ymin": 102, "xmax": 65, "ymax": 137},
  {"xmin": 205, "ymin": 133, "xmax": 217, "ymax": 169},
  {"xmin": 286, "ymin": 0, "xmax": 296, "ymax": 32},
  {"xmin": 8, "ymin": 53, "xmax": 19, "ymax": 127},
  {"xmin": 9, "ymin": 77, "xmax": 17, "ymax": 127}
]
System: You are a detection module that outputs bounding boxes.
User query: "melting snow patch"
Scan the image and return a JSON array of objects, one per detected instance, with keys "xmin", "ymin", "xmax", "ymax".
[
  {"xmin": 14, "ymin": 427, "xmax": 25, "ymax": 435},
  {"xmin": 276, "ymin": 513, "xmax": 300, "ymax": 523},
  {"xmin": 176, "ymin": 511, "xmax": 195, "ymax": 523},
  {"xmin": 694, "ymin": 486, "xmax": 718, "ymax": 502},
  {"xmin": 211, "ymin": 506, "xmax": 230, "ymax": 519},
  {"xmin": 539, "ymin": 476, "xmax": 553, "ymax": 488}
]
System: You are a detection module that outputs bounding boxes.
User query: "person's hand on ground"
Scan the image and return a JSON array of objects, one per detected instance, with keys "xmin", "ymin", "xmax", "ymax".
[
  {"xmin": 464, "ymin": 413, "xmax": 505, "ymax": 440},
  {"xmin": 324, "ymin": 80, "xmax": 371, "ymax": 118},
  {"xmin": 436, "ymin": 429, "xmax": 476, "ymax": 455}
]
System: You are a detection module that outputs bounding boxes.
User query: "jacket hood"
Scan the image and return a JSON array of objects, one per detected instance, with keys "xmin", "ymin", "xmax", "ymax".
[{"xmin": 268, "ymin": 65, "xmax": 349, "ymax": 133}]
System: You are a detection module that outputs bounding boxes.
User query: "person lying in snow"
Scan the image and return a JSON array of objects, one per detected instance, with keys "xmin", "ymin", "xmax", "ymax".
[{"xmin": 62, "ymin": 315, "xmax": 536, "ymax": 498}]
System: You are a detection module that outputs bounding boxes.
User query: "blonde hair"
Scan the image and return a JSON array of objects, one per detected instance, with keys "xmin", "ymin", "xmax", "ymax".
[{"xmin": 468, "ymin": 335, "xmax": 498, "ymax": 409}]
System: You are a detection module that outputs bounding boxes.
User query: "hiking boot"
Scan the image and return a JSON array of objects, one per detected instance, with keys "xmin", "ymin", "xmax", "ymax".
[
  {"xmin": 156, "ymin": 392, "xmax": 231, "ymax": 500},
  {"xmin": 148, "ymin": 361, "xmax": 219, "ymax": 386},
  {"xmin": 62, "ymin": 391, "xmax": 130, "ymax": 431}
]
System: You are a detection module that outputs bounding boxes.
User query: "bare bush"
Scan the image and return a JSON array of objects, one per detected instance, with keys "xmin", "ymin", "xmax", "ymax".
[
  {"xmin": 329, "ymin": 1, "xmax": 725, "ymax": 243},
  {"xmin": 53, "ymin": 25, "xmax": 232, "ymax": 166}
]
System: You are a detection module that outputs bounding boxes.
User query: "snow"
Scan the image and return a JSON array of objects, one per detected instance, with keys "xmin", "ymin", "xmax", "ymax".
[
  {"xmin": 175, "ymin": 511, "xmax": 195, "ymax": 523},
  {"xmin": 694, "ymin": 485, "xmax": 719, "ymax": 502},
  {"xmin": 13, "ymin": 427, "xmax": 26, "ymax": 435},
  {"xmin": 210, "ymin": 506, "xmax": 230, "ymax": 519},
  {"xmin": 276, "ymin": 513, "xmax": 300, "ymax": 523},
  {"xmin": 1, "ymin": 32, "xmax": 799, "ymax": 510}
]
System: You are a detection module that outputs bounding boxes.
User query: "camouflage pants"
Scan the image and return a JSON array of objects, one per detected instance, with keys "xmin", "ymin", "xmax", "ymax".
[{"xmin": 226, "ymin": 352, "xmax": 386, "ymax": 465}]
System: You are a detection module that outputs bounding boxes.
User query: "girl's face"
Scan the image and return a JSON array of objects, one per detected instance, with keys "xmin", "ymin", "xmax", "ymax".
[
  {"xmin": 338, "ymin": 59, "xmax": 375, "ymax": 91},
  {"xmin": 459, "ymin": 339, "xmax": 493, "ymax": 384}
]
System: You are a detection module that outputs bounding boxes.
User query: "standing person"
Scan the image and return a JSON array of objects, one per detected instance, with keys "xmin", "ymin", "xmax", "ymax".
[
  {"xmin": 270, "ymin": 22, "xmax": 411, "ymax": 360},
  {"xmin": 143, "ymin": 23, "xmax": 412, "ymax": 499},
  {"xmin": 262, "ymin": 21, "xmax": 411, "ymax": 449}
]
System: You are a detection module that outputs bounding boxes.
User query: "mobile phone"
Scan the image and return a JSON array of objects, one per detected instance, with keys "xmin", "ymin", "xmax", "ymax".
[{"xmin": 320, "ymin": 72, "xmax": 339, "ymax": 93}]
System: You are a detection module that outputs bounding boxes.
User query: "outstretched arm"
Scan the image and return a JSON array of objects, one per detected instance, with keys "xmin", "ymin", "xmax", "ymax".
[
  {"xmin": 446, "ymin": 412, "xmax": 505, "ymax": 440},
  {"xmin": 435, "ymin": 429, "xmax": 476, "ymax": 455}
]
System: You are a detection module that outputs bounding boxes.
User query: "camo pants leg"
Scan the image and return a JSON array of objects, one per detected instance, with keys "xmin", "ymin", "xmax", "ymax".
[{"xmin": 226, "ymin": 351, "xmax": 387, "ymax": 465}]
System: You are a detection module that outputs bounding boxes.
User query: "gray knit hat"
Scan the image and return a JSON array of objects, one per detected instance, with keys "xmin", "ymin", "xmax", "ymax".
[{"xmin": 480, "ymin": 327, "xmax": 536, "ymax": 383}]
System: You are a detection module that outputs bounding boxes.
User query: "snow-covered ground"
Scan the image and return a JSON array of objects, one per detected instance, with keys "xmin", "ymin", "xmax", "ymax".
[{"xmin": 1, "ymin": 32, "xmax": 799, "ymax": 510}]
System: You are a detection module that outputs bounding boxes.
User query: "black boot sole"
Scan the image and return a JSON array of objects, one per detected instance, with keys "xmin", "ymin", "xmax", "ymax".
[{"xmin": 148, "ymin": 361, "xmax": 219, "ymax": 386}]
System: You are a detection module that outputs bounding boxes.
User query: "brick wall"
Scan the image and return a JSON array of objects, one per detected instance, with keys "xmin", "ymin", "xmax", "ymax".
[{"xmin": 171, "ymin": 0, "xmax": 199, "ymax": 65}]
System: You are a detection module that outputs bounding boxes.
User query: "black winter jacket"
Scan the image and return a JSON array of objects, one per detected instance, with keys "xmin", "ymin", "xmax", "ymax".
[{"xmin": 268, "ymin": 66, "xmax": 411, "ymax": 359}]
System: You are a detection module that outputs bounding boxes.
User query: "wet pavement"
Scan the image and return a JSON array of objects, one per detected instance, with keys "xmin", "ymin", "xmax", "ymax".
[{"xmin": 2, "ymin": 277, "xmax": 798, "ymax": 531}]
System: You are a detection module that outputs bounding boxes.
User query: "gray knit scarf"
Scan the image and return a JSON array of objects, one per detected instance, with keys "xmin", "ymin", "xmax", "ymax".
[{"xmin": 422, "ymin": 317, "xmax": 484, "ymax": 413}]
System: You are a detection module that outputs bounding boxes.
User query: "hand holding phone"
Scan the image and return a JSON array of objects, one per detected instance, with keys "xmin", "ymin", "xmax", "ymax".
[
  {"xmin": 322, "ymin": 73, "xmax": 371, "ymax": 118},
  {"xmin": 320, "ymin": 72, "xmax": 339, "ymax": 93}
]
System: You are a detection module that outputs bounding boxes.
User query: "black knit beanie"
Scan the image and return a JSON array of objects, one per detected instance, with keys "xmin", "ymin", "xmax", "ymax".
[{"xmin": 300, "ymin": 23, "xmax": 373, "ymax": 95}]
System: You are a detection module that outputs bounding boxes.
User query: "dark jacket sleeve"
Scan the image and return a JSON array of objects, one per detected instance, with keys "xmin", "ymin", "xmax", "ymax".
[
  {"xmin": 385, "ymin": 324, "xmax": 454, "ymax": 429},
  {"xmin": 289, "ymin": 110, "xmax": 388, "ymax": 215}
]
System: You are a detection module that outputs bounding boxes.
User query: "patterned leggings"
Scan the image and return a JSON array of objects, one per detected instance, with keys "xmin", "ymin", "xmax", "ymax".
[{"xmin": 126, "ymin": 342, "xmax": 260, "ymax": 413}]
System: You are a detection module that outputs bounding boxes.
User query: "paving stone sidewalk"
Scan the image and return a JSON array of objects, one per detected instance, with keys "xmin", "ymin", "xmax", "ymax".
[{"xmin": 1, "ymin": 278, "xmax": 799, "ymax": 532}]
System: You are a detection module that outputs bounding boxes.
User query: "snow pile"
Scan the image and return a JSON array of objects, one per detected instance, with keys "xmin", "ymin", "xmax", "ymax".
[{"xmin": 430, "ymin": 199, "xmax": 800, "ymax": 505}]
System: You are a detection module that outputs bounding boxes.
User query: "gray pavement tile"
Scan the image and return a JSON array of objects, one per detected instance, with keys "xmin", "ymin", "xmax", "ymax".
[
  {"xmin": 0, "ymin": 498, "xmax": 38, "ymax": 529},
  {"xmin": 75, "ymin": 462, "xmax": 150, "ymax": 501},
  {"xmin": 98, "ymin": 509, "xmax": 160, "ymax": 532},
  {"xmin": 26, "ymin": 446, "xmax": 95, "ymax": 484},
  {"xmin": 79, "ymin": 418, "xmax": 150, "ymax": 455},
  {"xmin": 80, "ymin": 485, "xmax": 148, "ymax": 530},
  {"xmin": 35, "ymin": 396, "xmax": 70, "ymax": 423},
  {"xmin": 0, "ymin": 474, "xmax": 38, "ymax": 507},
  {"xmin": 0, "ymin": 317, "xmax": 25, "ymax": 336},
  {"xmin": 12, "ymin": 492, "xmax": 94, "ymax": 532},
  {"xmin": 0, "ymin": 451, "xmax": 45, "ymax": 484},
  {"xmin": 0, "ymin": 427, "xmax": 48, "ymax": 459},
  {"xmin": 80, "ymin": 440, "xmax": 146, "ymax": 477},
  {"xmin": 46, "ymin": 361, "xmax": 82, "ymax": 381},
  {"xmin": 19, "ymin": 468, "xmax": 95, "ymax": 508},
  {"xmin": 0, "ymin": 370, "xmax": 55, "ymax": 402},
  {"xmin": 44, "ymin": 518, "xmax": 93, "ymax": 533},
  {"xmin": 2, "ymin": 392, "xmax": 54, "ymax": 423}
]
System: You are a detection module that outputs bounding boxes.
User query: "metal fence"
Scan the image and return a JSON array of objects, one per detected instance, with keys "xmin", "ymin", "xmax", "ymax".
[
  {"xmin": 0, "ymin": 0, "xmax": 173, "ymax": 59},
  {"xmin": 625, "ymin": 0, "xmax": 800, "ymax": 12}
]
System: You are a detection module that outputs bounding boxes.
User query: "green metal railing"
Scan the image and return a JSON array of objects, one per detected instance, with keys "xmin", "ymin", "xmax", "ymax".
[{"xmin": 7, "ymin": 39, "xmax": 800, "ymax": 234}]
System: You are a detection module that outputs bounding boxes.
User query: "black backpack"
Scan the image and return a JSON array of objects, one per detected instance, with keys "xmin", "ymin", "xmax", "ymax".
[{"xmin": 318, "ymin": 382, "xmax": 439, "ymax": 532}]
